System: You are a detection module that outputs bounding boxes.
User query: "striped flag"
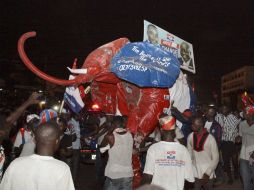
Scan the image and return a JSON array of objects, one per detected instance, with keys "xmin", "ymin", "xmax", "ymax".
[{"xmin": 64, "ymin": 75, "xmax": 85, "ymax": 113}]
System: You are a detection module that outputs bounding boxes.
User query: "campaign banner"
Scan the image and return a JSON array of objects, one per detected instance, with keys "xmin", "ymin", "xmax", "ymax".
[
  {"xmin": 143, "ymin": 20, "xmax": 196, "ymax": 74},
  {"xmin": 111, "ymin": 42, "xmax": 180, "ymax": 88},
  {"xmin": 64, "ymin": 75, "xmax": 85, "ymax": 113}
]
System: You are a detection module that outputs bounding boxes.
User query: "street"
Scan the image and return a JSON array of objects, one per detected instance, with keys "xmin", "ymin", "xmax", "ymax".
[{"xmin": 77, "ymin": 163, "xmax": 242, "ymax": 190}]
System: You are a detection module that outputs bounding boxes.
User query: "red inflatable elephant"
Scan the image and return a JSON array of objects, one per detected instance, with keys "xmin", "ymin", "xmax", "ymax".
[{"xmin": 18, "ymin": 32, "xmax": 171, "ymax": 186}]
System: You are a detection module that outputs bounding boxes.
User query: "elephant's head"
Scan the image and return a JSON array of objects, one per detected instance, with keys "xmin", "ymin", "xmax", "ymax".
[{"xmin": 18, "ymin": 32, "xmax": 129, "ymax": 86}]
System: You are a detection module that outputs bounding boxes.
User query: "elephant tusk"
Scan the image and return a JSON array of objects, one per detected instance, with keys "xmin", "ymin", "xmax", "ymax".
[{"xmin": 67, "ymin": 67, "xmax": 87, "ymax": 74}]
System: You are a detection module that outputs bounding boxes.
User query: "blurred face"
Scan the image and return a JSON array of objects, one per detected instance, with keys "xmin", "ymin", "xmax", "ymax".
[
  {"xmin": 106, "ymin": 115, "xmax": 114, "ymax": 122},
  {"xmin": 112, "ymin": 121, "xmax": 121, "ymax": 129},
  {"xmin": 245, "ymin": 111, "xmax": 254, "ymax": 123},
  {"xmin": 191, "ymin": 118, "xmax": 203, "ymax": 132},
  {"xmin": 221, "ymin": 106, "xmax": 230, "ymax": 115},
  {"xmin": 61, "ymin": 113, "xmax": 71, "ymax": 121},
  {"xmin": 147, "ymin": 26, "xmax": 159, "ymax": 45},
  {"xmin": 58, "ymin": 122, "xmax": 67, "ymax": 133},
  {"xmin": 180, "ymin": 43, "xmax": 191, "ymax": 62},
  {"xmin": 206, "ymin": 108, "xmax": 216, "ymax": 120}
]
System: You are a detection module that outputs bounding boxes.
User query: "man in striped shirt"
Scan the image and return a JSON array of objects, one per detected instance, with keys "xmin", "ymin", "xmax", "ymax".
[{"xmin": 215, "ymin": 105, "xmax": 240, "ymax": 184}]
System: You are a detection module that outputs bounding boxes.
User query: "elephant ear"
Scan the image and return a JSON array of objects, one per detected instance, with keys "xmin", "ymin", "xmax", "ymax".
[
  {"xmin": 111, "ymin": 41, "xmax": 180, "ymax": 88},
  {"xmin": 81, "ymin": 38, "xmax": 130, "ymax": 83}
]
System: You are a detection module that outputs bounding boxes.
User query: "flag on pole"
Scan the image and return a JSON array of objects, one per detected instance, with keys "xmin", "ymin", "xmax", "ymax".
[{"xmin": 64, "ymin": 75, "xmax": 85, "ymax": 113}]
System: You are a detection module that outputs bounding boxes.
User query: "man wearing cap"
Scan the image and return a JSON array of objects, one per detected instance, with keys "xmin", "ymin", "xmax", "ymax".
[
  {"xmin": 187, "ymin": 116, "xmax": 219, "ymax": 190},
  {"xmin": 13, "ymin": 115, "xmax": 36, "ymax": 157},
  {"xmin": 39, "ymin": 109, "xmax": 58, "ymax": 124},
  {"xmin": 19, "ymin": 114, "xmax": 40, "ymax": 157},
  {"xmin": 235, "ymin": 105, "xmax": 254, "ymax": 190},
  {"xmin": 142, "ymin": 115, "xmax": 194, "ymax": 190}
]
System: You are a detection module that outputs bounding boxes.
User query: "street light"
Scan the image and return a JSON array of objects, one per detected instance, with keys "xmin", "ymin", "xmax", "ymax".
[{"xmin": 53, "ymin": 105, "xmax": 59, "ymax": 111}]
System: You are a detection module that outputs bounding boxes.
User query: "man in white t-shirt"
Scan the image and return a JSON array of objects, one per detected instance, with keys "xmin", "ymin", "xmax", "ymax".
[
  {"xmin": 142, "ymin": 115, "xmax": 194, "ymax": 190},
  {"xmin": 235, "ymin": 105, "xmax": 254, "ymax": 190},
  {"xmin": 0, "ymin": 121, "xmax": 75, "ymax": 190},
  {"xmin": 187, "ymin": 116, "xmax": 219, "ymax": 190}
]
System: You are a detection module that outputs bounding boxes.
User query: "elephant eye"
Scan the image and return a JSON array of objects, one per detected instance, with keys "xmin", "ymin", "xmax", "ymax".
[{"xmin": 125, "ymin": 86, "xmax": 132, "ymax": 93}]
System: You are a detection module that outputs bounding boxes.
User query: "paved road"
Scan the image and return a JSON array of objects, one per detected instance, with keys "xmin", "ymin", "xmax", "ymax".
[{"xmin": 77, "ymin": 164, "xmax": 242, "ymax": 190}]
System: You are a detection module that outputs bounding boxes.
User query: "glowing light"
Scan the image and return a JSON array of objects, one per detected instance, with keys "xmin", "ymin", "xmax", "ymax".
[
  {"xmin": 92, "ymin": 104, "xmax": 100, "ymax": 110},
  {"xmin": 38, "ymin": 90, "xmax": 43, "ymax": 93},
  {"xmin": 0, "ymin": 88, "xmax": 3, "ymax": 91},
  {"xmin": 53, "ymin": 105, "xmax": 59, "ymax": 111},
  {"xmin": 40, "ymin": 101, "xmax": 46, "ymax": 105}
]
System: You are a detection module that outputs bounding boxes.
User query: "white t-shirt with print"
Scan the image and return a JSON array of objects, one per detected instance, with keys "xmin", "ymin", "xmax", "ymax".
[
  {"xmin": 0, "ymin": 154, "xmax": 75, "ymax": 190},
  {"xmin": 144, "ymin": 141, "xmax": 194, "ymax": 190}
]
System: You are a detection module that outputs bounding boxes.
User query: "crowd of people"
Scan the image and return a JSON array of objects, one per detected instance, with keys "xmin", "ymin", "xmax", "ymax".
[{"xmin": 0, "ymin": 92, "xmax": 253, "ymax": 190}]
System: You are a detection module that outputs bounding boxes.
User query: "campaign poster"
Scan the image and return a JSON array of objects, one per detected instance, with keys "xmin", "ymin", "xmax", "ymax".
[{"xmin": 143, "ymin": 20, "xmax": 196, "ymax": 74}]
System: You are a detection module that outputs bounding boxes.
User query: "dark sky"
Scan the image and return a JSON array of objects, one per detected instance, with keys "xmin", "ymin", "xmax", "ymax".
[{"xmin": 1, "ymin": 0, "xmax": 254, "ymax": 103}]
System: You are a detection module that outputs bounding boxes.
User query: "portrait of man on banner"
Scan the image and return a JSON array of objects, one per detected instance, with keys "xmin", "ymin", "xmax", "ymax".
[{"xmin": 143, "ymin": 20, "xmax": 196, "ymax": 74}]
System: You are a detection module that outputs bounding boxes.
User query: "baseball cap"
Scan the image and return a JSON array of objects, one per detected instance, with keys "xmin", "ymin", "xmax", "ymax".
[
  {"xmin": 245, "ymin": 105, "xmax": 254, "ymax": 115},
  {"xmin": 39, "ymin": 109, "xmax": 58, "ymax": 124},
  {"xmin": 26, "ymin": 114, "xmax": 39, "ymax": 123},
  {"xmin": 159, "ymin": 115, "xmax": 176, "ymax": 131}
]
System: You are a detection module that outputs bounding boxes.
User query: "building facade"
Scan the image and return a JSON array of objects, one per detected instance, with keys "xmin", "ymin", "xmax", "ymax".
[{"xmin": 221, "ymin": 66, "xmax": 254, "ymax": 108}]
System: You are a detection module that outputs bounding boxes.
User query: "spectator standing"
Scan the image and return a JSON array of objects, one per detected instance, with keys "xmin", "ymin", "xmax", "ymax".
[
  {"xmin": 215, "ymin": 105, "xmax": 240, "ymax": 184},
  {"xmin": 55, "ymin": 117, "xmax": 73, "ymax": 165},
  {"xmin": 188, "ymin": 116, "xmax": 219, "ymax": 190},
  {"xmin": 142, "ymin": 115, "xmax": 194, "ymax": 190},
  {"xmin": 0, "ymin": 92, "xmax": 41, "ymax": 181},
  {"xmin": 19, "ymin": 114, "xmax": 40, "ymax": 157},
  {"xmin": 204, "ymin": 107, "xmax": 223, "ymax": 186},
  {"xmin": 68, "ymin": 114, "xmax": 81, "ymax": 187},
  {"xmin": 236, "ymin": 105, "xmax": 254, "ymax": 190},
  {"xmin": 102, "ymin": 116, "xmax": 134, "ymax": 190},
  {"xmin": 0, "ymin": 121, "xmax": 75, "ymax": 190}
]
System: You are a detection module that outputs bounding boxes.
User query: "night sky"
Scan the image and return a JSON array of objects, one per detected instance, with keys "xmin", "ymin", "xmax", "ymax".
[{"xmin": 1, "ymin": 0, "xmax": 254, "ymax": 103}]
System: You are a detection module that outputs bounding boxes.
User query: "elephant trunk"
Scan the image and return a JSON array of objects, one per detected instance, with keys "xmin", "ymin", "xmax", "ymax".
[{"xmin": 18, "ymin": 32, "xmax": 79, "ymax": 86}]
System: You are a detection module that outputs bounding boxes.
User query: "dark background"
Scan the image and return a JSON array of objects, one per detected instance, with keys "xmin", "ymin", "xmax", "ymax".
[{"xmin": 1, "ymin": 0, "xmax": 254, "ymax": 103}]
